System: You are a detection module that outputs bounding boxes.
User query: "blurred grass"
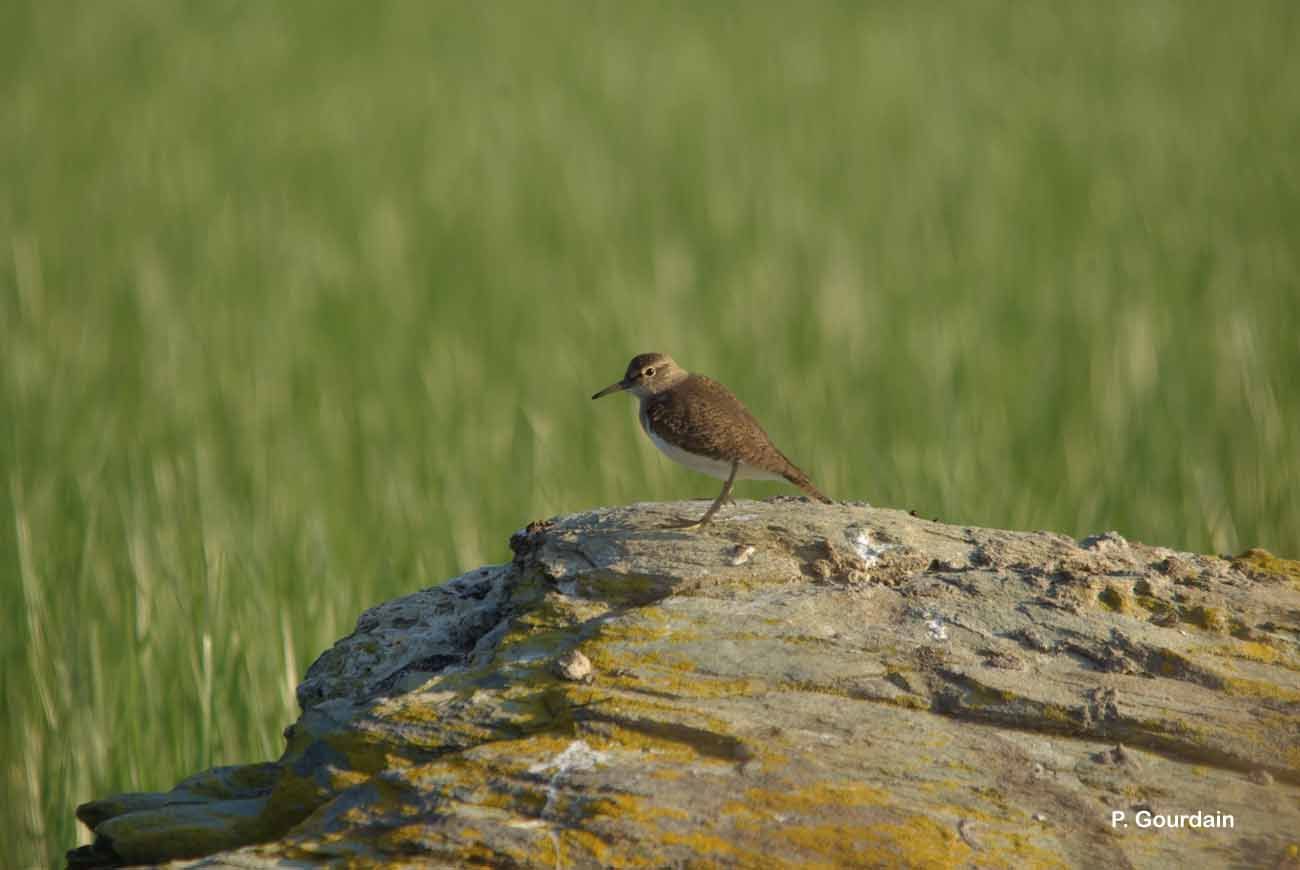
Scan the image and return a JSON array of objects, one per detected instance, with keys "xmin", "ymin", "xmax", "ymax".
[{"xmin": 2, "ymin": 1, "xmax": 1298, "ymax": 864}]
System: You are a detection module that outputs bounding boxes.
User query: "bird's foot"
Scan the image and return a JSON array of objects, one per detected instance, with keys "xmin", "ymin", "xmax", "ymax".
[
  {"xmin": 662, "ymin": 516, "xmax": 710, "ymax": 531},
  {"xmin": 663, "ymin": 505, "xmax": 724, "ymax": 530},
  {"xmin": 663, "ymin": 492, "xmax": 731, "ymax": 530}
]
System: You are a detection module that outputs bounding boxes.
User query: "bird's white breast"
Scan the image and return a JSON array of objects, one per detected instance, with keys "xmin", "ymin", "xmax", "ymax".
[{"xmin": 639, "ymin": 406, "xmax": 782, "ymax": 481}]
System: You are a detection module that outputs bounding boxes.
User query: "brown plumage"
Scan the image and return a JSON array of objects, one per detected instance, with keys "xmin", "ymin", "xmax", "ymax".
[
  {"xmin": 640, "ymin": 374, "xmax": 830, "ymax": 502},
  {"xmin": 593, "ymin": 352, "xmax": 831, "ymax": 526}
]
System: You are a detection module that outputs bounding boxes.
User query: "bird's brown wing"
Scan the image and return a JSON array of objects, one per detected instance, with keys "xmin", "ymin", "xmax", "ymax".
[
  {"xmin": 643, "ymin": 375, "xmax": 798, "ymax": 476},
  {"xmin": 644, "ymin": 375, "xmax": 832, "ymax": 502}
]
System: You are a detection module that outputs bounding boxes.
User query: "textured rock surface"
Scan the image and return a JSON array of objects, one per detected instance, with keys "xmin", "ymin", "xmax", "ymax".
[{"xmin": 70, "ymin": 500, "xmax": 1300, "ymax": 868}]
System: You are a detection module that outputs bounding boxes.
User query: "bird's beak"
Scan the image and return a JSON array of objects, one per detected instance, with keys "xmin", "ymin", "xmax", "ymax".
[{"xmin": 592, "ymin": 380, "xmax": 629, "ymax": 400}]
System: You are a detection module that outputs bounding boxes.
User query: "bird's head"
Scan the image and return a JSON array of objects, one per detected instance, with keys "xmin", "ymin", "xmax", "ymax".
[{"xmin": 592, "ymin": 352, "xmax": 687, "ymax": 399}]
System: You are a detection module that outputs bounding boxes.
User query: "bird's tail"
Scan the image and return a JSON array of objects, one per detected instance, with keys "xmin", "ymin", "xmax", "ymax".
[{"xmin": 783, "ymin": 466, "xmax": 833, "ymax": 504}]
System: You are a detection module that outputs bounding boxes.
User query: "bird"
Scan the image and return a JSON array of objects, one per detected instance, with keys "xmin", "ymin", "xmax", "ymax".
[{"xmin": 592, "ymin": 352, "xmax": 831, "ymax": 527}]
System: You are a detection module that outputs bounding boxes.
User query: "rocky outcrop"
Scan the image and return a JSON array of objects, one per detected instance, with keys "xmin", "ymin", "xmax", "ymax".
[{"xmin": 69, "ymin": 500, "xmax": 1300, "ymax": 868}]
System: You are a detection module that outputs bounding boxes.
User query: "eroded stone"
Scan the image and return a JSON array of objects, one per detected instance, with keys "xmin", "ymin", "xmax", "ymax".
[{"xmin": 70, "ymin": 500, "xmax": 1300, "ymax": 869}]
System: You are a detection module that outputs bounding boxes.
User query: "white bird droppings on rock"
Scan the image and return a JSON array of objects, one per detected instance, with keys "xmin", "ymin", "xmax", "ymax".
[
  {"xmin": 849, "ymin": 527, "xmax": 895, "ymax": 567},
  {"xmin": 926, "ymin": 614, "xmax": 948, "ymax": 641},
  {"xmin": 528, "ymin": 740, "xmax": 608, "ymax": 775},
  {"xmin": 729, "ymin": 545, "xmax": 756, "ymax": 566},
  {"xmin": 529, "ymin": 740, "xmax": 610, "ymax": 818}
]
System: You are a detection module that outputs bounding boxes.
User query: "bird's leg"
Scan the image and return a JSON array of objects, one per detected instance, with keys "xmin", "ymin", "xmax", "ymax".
[
  {"xmin": 696, "ymin": 463, "xmax": 738, "ymax": 525},
  {"xmin": 668, "ymin": 460, "xmax": 738, "ymax": 529}
]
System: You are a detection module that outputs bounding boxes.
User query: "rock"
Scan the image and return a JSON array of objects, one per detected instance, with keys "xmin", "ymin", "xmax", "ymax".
[
  {"xmin": 552, "ymin": 649, "xmax": 593, "ymax": 683},
  {"xmin": 69, "ymin": 501, "xmax": 1300, "ymax": 868}
]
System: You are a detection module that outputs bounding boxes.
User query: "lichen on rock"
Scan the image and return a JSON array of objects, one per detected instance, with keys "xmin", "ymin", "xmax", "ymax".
[{"xmin": 69, "ymin": 501, "xmax": 1300, "ymax": 868}]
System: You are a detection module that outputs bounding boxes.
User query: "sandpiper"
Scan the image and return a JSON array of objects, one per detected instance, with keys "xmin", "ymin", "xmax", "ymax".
[{"xmin": 592, "ymin": 353, "xmax": 831, "ymax": 527}]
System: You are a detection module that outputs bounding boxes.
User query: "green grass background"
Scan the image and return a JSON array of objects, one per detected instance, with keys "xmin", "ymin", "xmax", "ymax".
[{"xmin": 3, "ymin": 1, "xmax": 1298, "ymax": 863}]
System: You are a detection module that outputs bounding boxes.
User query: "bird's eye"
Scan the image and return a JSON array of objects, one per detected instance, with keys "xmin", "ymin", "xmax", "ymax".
[{"xmin": 643, "ymin": 367, "xmax": 655, "ymax": 377}]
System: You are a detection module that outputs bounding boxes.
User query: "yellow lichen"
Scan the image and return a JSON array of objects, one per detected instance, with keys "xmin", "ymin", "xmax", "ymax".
[
  {"xmin": 960, "ymin": 681, "xmax": 1018, "ymax": 708},
  {"xmin": 1133, "ymin": 595, "xmax": 1179, "ymax": 624},
  {"xmin": 585, "ymin": 791, "xmax": 647, "ymax": 819},
  {"xmin": 1221, "ymin": 677, "xmax": 1300, "ymax": 702},
  {"xmin": 575, "ymin": 573, "xmax": 673, "ymax": 604},
  {"xmin": 724, "ymin": 781, "xmax": 891, "ymax": 818},
  {"xmin": 264, "ymin": 769, "xmax": 332, "ymax": 829},
  {"xmin": 779, "ymin": 816, "xmax": 973, "ymax": 868},
  {"xmin": 556, "ymin": 828, "xmax": 615, "ymax": 866},
  {"xmin": 977, "ymin": 831, "xmax": 1070, "ymax": 869},
  {"xmin": 1184, "ymin": 605, "xmax": 1227, "ymax": 633},
  {"xmin": 585, "ymin": 640, "xmax": 770, "ymax": 700},
  {"xmin": 1234, "ymin": 548, "xmax": 1300, "ymax": 583},
  {"xmin": 659, "ymin": 829, "xmax": 747, "ymax": 860},
  {"xmin": 1209, "ymin": 640, "xmax": 1282, "ymax": 665},
  {"xmin": 1039, "ymin": 704, "xmax": 1077, "ymax": 726},
  {"xmin": 1098, "ymin": 585, "xmax": 1130, "ymax": 613}
]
